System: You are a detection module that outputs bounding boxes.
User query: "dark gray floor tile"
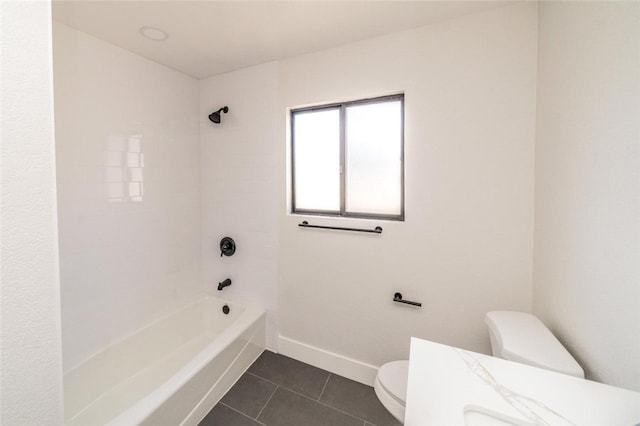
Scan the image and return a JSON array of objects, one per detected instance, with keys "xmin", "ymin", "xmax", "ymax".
[
  {"xmin": 199, "ymin": 403, "xmax": 262, "ymax": 426},
  {"xmin": 320, "ymin": 374, "xmax": 402, "ymax": 426},
  {"xmin": 258, "ymin": 387, "xmax": 363, "ymax": 426},
  {"xmin": 221, "ymin": 373, "xmax": 276, "ymax": 418},
  {"xmin": 248, "ymin": 350, "xmax": 330, "ymax": 399}
]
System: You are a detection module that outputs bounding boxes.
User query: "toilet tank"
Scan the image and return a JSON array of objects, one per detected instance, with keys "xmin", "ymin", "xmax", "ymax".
[{"xmin": 485, "ymin": 311, "xmax": 584, "ymax": 378}]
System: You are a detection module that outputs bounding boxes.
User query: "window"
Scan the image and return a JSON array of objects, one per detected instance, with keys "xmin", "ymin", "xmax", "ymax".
[{"xmin": 291, "ymin": 94, "xmax": 404, "ymax": 220}]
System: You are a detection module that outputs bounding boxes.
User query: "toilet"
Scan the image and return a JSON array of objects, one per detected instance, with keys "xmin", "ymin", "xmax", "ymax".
[{"xmin": 374, "ymin": 311, "xmax": 584, "ymax": 423}]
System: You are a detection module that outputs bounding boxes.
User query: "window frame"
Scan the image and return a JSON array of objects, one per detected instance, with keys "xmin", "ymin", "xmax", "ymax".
[{"xmin": 290, "ymin": 94, "xmax": 405, "ymax": 221}]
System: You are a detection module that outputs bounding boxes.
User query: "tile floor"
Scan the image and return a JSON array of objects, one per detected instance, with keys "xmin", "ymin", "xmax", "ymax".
[{"xmin": 199, "ymin": 350, "xmax": 402, "ymax": 426}]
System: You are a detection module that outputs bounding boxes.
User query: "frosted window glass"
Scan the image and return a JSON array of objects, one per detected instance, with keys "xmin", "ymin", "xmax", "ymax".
[
  {"xmin": 293, "ymin": 109, "xmax": 340, "ymax": 211},
  {"xmin": 345, "ymin": 101, "xmax": 402, "ymax": 215}
]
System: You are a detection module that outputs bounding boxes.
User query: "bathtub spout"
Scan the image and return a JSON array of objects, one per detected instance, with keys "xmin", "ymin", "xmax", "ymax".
[{"xmin": 218, "ymin": 278, "xmax": 232, "ymax": 291}]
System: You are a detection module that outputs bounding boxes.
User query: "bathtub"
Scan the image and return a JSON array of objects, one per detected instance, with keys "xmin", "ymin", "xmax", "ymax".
[{"xmin": 63, "ymin": 297, "xmax": 265, "ymax": 426}]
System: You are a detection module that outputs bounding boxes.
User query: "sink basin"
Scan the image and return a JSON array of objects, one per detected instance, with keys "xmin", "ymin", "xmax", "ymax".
[{"xmin": 464, "ymin": 405, "xmax": 535, "ymax": 426}]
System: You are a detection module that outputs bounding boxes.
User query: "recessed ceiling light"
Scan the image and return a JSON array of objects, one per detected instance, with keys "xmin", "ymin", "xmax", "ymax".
[{"xmin": 139, "ymin": 26, "xmax": 168, "ymax": 42}]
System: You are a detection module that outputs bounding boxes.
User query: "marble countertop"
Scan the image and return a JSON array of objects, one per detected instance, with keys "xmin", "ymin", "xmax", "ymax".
[{"xmin": 405, "ymin": 337, "xmax": 640, "ymax": 425}]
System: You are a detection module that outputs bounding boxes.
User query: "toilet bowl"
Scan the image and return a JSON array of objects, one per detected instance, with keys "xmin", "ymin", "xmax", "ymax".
[
  {"xmin": 373, "ymin": 360, "xmax": 408, "ymax": 423},
  {"xmin": 374, "ymin": 311, "xmax": 584, "ymax": 422}
]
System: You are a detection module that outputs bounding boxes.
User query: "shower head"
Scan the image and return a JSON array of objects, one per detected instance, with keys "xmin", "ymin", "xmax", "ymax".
[{"xmin": 208, "ymin": 106, "xmax": 229, "ymax": 124}]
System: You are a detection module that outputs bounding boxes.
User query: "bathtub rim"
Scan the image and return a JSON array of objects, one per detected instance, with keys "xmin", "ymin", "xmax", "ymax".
[{"xmin": 63, "ymin": 294, "xmax": 247, "ymax": 376}]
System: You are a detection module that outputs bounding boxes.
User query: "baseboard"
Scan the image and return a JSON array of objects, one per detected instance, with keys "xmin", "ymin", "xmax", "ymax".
[{"xmin": 277, "ymin": 336, "xmax": 378, "ymax": 386}]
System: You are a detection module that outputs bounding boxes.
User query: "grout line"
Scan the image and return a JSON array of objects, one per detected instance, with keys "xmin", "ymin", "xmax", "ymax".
[
  {"xmin": 245, "ymin": 371, "xmax": 278, "ymax": 386},
  {"xmin": 247, "ymin": 367, "xmax": 371, "ymax": 424},
  {"xmin": 245, "ymin": 357, "xmax": 389, "ymax": 425},
  {"xmin": 246, "ymin": 371, "xmax": 282, "ymax": 388},
  {"xmin": 246, "ymin": 369, "xmax": 332, "ymax": 403},
  {"xmin": 220, "ymin": 402, "xmax": 268, "ymax": 426},
  {"xmin": 255, "ymin": 384, "xmax": 279, "ymax": 422},
  {"xmin": 246, "ymin": 369, "xmax": 374, "ymax": 424},
  {"xmin": 318, "ymin": 373, "xmax": 331, "ymax": 401},
  {"xmin": 274, "ymin": 381, "xmax": 373, "ymax": 425}
]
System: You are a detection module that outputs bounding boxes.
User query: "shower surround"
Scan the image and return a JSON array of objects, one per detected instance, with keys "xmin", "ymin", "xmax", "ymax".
[{"xmin": 53, "ymin": 22, "xmax": 202, "ymax": 371}]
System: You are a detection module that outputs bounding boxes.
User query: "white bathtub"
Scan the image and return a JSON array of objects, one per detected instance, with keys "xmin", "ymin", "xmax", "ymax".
[{"xmin": 63, "ymin": 297, "xmax": 265, "ymax": 426}]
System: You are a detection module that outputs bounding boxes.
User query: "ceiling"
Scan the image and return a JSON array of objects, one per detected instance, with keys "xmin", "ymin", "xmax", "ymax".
[{"xmin": 52, "ymin": 0, "xmax": 511, "ymax": 80}]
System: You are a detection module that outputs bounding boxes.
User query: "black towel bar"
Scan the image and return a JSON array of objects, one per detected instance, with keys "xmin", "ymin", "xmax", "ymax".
[
  {"xmin": 298, "ymin": 221, "xmax": 382, "ymax": 234},
  {"xmin": 393, "ymin": 292, "xmax": 422, "ymax": 307}
]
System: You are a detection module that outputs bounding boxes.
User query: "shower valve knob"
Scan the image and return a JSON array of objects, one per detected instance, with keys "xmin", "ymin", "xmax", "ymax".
[{"xmin": 219, "ymin": 237, "xmax": 236, "ymax": 257}]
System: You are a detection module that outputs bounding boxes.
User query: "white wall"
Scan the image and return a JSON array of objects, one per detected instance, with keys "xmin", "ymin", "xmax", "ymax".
[
  {"xmin": 53, "ymin": 23, "xmax": 202, "ymax": 371},
  {"xmin": 0, "ymin": 1, "xmax": 64, "ymax": 424},
  {"xmin": 45, "ymin": 0, "xmax": 639, "ymax": 400},
  {"xmin": 533, "ymin": 2, "xmax": 640, "ymax": 391},
  {"xmin": 199, "ymin": 63, "xmax": 279, "ymax": 350},
  {"xmin": 277, "ymin": 2, "xmax": 538, "ymax": 382}
]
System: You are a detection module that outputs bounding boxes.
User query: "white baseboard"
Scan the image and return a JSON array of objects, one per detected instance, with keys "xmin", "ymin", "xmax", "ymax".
[{"xmin": 277, "ymin": 336, "xmax": 378, "ymax": 386}]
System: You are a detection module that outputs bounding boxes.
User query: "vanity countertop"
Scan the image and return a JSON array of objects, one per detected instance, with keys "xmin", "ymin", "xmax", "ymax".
[{"xmin": 405, "ymin": 337, "xmax": 640, "ymax": 425}]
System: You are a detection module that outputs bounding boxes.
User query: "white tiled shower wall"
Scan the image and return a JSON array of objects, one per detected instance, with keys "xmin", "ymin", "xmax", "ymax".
[
  {"xmin": 53, "ymin": 23, "xmax": 202, "ymax": 371},
  {"xmin": 199, "ymin": 63, "xmax": 279, "ymax": 349}
]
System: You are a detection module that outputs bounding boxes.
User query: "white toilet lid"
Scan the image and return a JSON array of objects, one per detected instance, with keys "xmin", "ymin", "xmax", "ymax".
[{"xmin": 378, "ymin": 360, "xmax": 409, "ymax": 404}]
